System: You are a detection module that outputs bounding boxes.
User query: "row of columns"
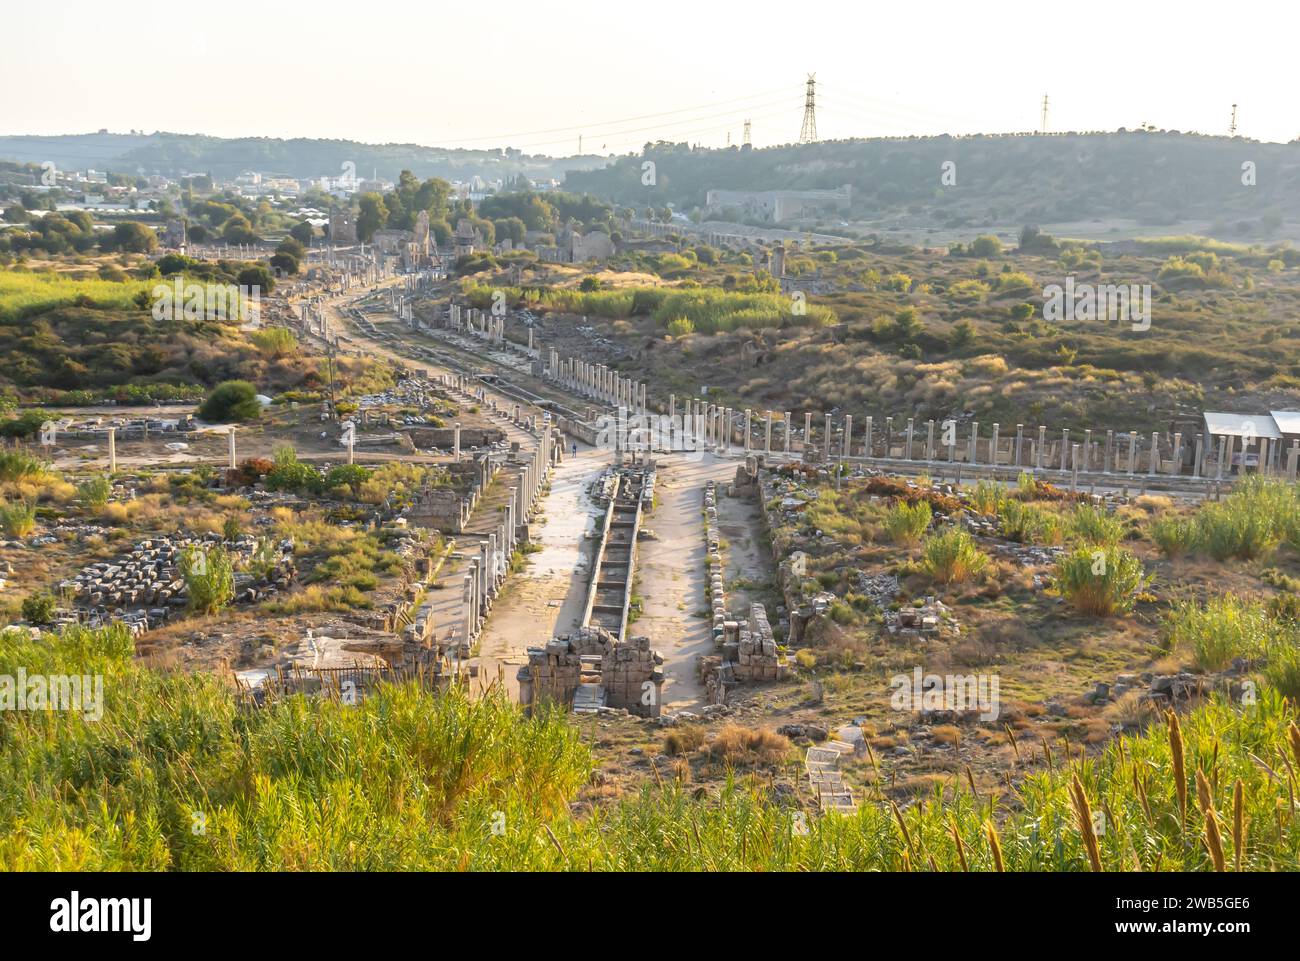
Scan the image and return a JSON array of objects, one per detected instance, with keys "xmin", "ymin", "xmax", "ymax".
[{"xmin": 541, "ymin": 348, "xmax": 1300, "ymax": 482}]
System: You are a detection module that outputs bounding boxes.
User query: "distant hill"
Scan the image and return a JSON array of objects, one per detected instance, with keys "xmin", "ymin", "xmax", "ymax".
[
  {"xmin": 0, "ymin": 132, "xmax": 608, "ymax": 183},
  {"xmin": 563, "ymin": 132, "xmax": 1300, "ymax": 233}
]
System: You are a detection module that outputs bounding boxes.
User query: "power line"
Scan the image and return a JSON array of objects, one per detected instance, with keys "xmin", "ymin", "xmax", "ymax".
[
  {"xmin": 512, "ymin": 97, "xmax": 800, "ymax": 152},
  {"xmin": 422, "ymin": 86, "xmax": 794, "ymax": 147}
]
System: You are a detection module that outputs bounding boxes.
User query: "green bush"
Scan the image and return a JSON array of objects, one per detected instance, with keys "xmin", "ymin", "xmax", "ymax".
[
  {"xmin": 1054, "ymin": 546, "xmax": 1143, "ymax": 617},
  {"xmin": 180, "ymin": 544, "xmax": 235, "ymax": 615},
  {"xmin": 265, "ymin": 446, "xmax": 321, "ymax": 494},
  {"xmin": 199, "ymin": 380, "xmax": 261, "ymax": 423},
  {"xmin": 1067, "ymin": 503, "xmax": 1124, "ymax": 546},
  {"xmin": 1149, "ymin": 515, "xmax": 1197, "ymax": 557},
  {"xmin": 21, "ymin": 591, "xmax": 56, "ymax": 624},
  {"xmin": 922, "ymin": 526, "xmax": 989, "ymax": 584},
  {"xmin": 882, "ymin": 501, "xmax": 931, "ymax": 545},
  {"xmin": 77, "ymin": 474, "xmax": 112, "ymax": 510},
  {"xmin": 0, "ymin": 500, "xmax": 37, "ymax": 538},
  {"xmin": 1162, "ymin": 596, "xmax": 1273, "ymax": 671},
  {"xmin": 997, "ymin": 500, "xmax": 1061, "ymax": 544}
]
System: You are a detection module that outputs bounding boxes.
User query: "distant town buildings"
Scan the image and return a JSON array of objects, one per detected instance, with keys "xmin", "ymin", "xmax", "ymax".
[{"xmin": 704, "ymin": 185, "xmax": 852, "ymax": 224}]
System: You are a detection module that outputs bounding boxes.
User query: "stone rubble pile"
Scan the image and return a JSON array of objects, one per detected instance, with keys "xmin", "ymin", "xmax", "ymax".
[{"xmin": 59, "ymin": 533, "xmax": 296, "ymax": 628}]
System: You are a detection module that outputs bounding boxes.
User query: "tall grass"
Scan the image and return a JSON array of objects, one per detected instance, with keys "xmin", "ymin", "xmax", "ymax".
[
  {"xmin": 0, "ymin": 499, "xmax": 37, "ymax": 537},
  {"xmin": 1196, "ymin": 477, "xmax": 1295, "ymax": 561},
  {"xmin": 1149, "ymin": 515, "xmax": 1198, "ymax": 557},
  {"xmin": 1054, "ymin": 545, "xmax": 1144, "ymax": 616},
  {"xmin": 1, "ymin": 625, "xmax": 1298, "ymax": 870},
  {"xmin": 1162, "ymin": 596, "xmax": 1300, "ymax": 697},
  {"xmin": 0, "ymin": 270, "xmax": 155, "ymax": 323},
  {"xmin": 882, "ymin": 500, "xmax": 931, "ymax": 545},
  {"xmin": 922, "ymin": 526, "xmax": 989, "ymax": 584},
  {"xmin": 968, "ymin": 480, "xmax": 1006, "ymax": 516},
  {"xmin": 0, "ymin": 450, "xmax": 48, "ymax": 483},
  {"xmin": 997, "ymin": 499, "xmax": 1062, "ymax": 544},
  {"xmin": 1067, "ymin": 503, "xmax": 1124, "ymax": 546}
]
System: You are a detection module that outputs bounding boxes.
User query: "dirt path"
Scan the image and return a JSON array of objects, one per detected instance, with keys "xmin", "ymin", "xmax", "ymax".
[
  {"xmin": 472, "ymin": 447, "xmax": 613, "ymax": 698},
  {"xmin": 635, "ymin": 454, "xmax": 755, "ymax": 712}
]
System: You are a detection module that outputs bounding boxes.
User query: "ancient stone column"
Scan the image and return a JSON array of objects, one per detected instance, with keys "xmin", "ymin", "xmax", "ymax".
[
  {"xmin": 453, "ymin": 422, "xmax": 461, "ymax": 463},
  {"xmin": 765, "ymin": 411, "xmax": 773, "ymax": 454},
  {"xmin": 843, "ymin": 415, "xmax": 853, "ymax": 461},
  {"xmin": 968, "ymin": 421, "xmax": 977, "ymax": 465},
  {"xmin": 1036, "ymin": 427, "xmax": 1046, "ymax": 470},
  {"xmin": 824, "ymin": 414, "xmax": 833, "ymax": 461},
  {"xmin": 108, "ymin": 427, "xmax": 117, "ymax": 474},
  {"xmin": 804, "ymin": 412, "xmax": 813, "ymax": 456},
  {"xmin": 228, "ymin": 428, "xmax": 237, "ymax": 470},
  {"xmin": 785, "ymin": 412, "xmax": 792, "ymax": 454},
  {"xmin": 1149, "ymin": 431, "xmax": 1160, "ymax": 476},
  {"xmin": 1060, "ymin": 429, "xmax": 1069, "ymax": 471},
  {"xmin": 1128, "ymin": 431, "xmax": 1138, "ymax": 475}
]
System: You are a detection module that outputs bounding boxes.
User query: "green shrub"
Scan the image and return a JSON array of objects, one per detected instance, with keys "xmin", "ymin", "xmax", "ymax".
[
  {"xmin": 1149, "ymin": 515, "xmax": 1197, "ymax": 557},
  {"xmin": 997, "ymin": 500, "xmax": 1061, "ymax": 544},
  {"xmin": 1162, "ymin": 596, "xmax": 1272, "ymax": 671},
  {"xmin": 180, "ymin": 544, "xmax": 235, "ymax": 615},
  {"xmin": 0, "ymin": 449, "xmax": 47, "ymax": 480},
  {"xmin": 21, "ymin": 591, "xmax": 57, "ymax": 624},
  {"xmin": 883, "ymin": 501, "xmax": 931, "ymax": 545},
  {"xmin": 0, "ymin": 500, "xmax": 37, "ymax": 538},
  {"xmin": 1263, "ymin": 644, "xmax": 1300, "ymax": 701},
  {"xmin": 968, "ymin": 480, "xmax": 1005, "ymax": 516},
  {"xmin": 77, "ymin": 474, "xmax": 112, "ymax": 510},
  {"xmin": 1054, "ymin": 546, "xmax": 1143, "ymax": 617},
  {"xmin": 199, "ymin": 380, "xmax": 261, "ymax": 423},
  {"xmin": 1068, "ymin": 503, "xmax": 1124, "ymax": 546},
  {"xmin": 922, "ymin": 526, "xmax": 989, "ymax": 584},
  {"xmin": 265, "ymin": 445, "xmax": 321, "ymax": 494}
]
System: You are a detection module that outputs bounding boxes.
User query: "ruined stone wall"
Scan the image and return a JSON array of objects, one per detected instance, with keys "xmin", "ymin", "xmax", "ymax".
[{"xmin": 602, "ymin": 634, "xmax": 663, "ymax": 718}]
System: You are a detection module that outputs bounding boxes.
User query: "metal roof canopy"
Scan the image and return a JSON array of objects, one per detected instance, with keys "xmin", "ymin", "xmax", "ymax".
[
  {"xmin": 1203, "ymin": 412, "xmax": 1282, "ymax": 440},
  {"xmin": 1269, "ymin": 411, "xmax": 1300, "ymax": 436}
]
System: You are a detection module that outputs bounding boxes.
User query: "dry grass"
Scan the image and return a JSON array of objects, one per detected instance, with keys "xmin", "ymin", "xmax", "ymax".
[
  {"xmin": 663, "ymin": 725, "xmax": 706, "ymax": 756},
  {"xmin": 706, "ymin": 725, "xmax": 792, "ymax": 765}
]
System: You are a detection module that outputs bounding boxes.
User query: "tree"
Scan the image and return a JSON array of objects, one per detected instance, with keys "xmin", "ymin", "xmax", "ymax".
[
  {"xmin": 356, "ymin": 193, "xmax": 388, "ymax": 242},
  {"xmin": 270, "ymin": 252, "xmax": 299, "ymax": 276},
  {"xmin": 221, "ymin": 213, "xmax": 260, "ymax": 245},
  {"xmin": 892, "ymin": 307, "xmax": 923, "ymax": 341},
  {"xmin": 107, "ymin": 221, "xmax": 158, "ymax": 254},
  {"xmin": 199, "ymin": 380, "xmax": 261, "ymax": 423},
  {"xmin": 949, "ymin": 319, "xmax": 975, "ymax": 349},
  {"xmin": 237, "ymin": 264, "xmax": 274, "ymax": 294},
  {"xmin": 277, "ymin": 236, "xmax": 306, "ymax": 260},
  {"xmin": 970, "ymin": 234, "xmax": 1003, "ymax": 257},
  {"xmin": 21, "ymin": 591, "xmax": 57, "ymax": 624},
  {"xmin": 290, "ymin": 220, "xmax": 315, "ymax": 246}
]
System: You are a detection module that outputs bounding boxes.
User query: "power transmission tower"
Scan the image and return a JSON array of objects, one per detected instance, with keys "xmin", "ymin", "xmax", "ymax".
[
  {"xmin": 1040, "ymin": 94, "xmax": 1049, "ymax": 133},
  {"xmin": 799, "ymin": 74, "xmax": 818, "ymax": 144},
  {"xmin": 743, "ymin": 119, "xmax": 752, "ymax": 146},
  {"xmin": 1229, "ymin": 104, "xmax": 1238, "ymax": 136}
]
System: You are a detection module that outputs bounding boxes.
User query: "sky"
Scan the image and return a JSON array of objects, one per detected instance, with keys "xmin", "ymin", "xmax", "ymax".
[{"xmin": 3, "ymin": 0, "xmax": 1296, "ymax": 153}]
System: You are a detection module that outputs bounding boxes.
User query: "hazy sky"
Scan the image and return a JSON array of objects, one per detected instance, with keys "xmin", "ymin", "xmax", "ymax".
[{"xmin": 5, "ymin": 0, "xmax": 1296, "ymax": 152}]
